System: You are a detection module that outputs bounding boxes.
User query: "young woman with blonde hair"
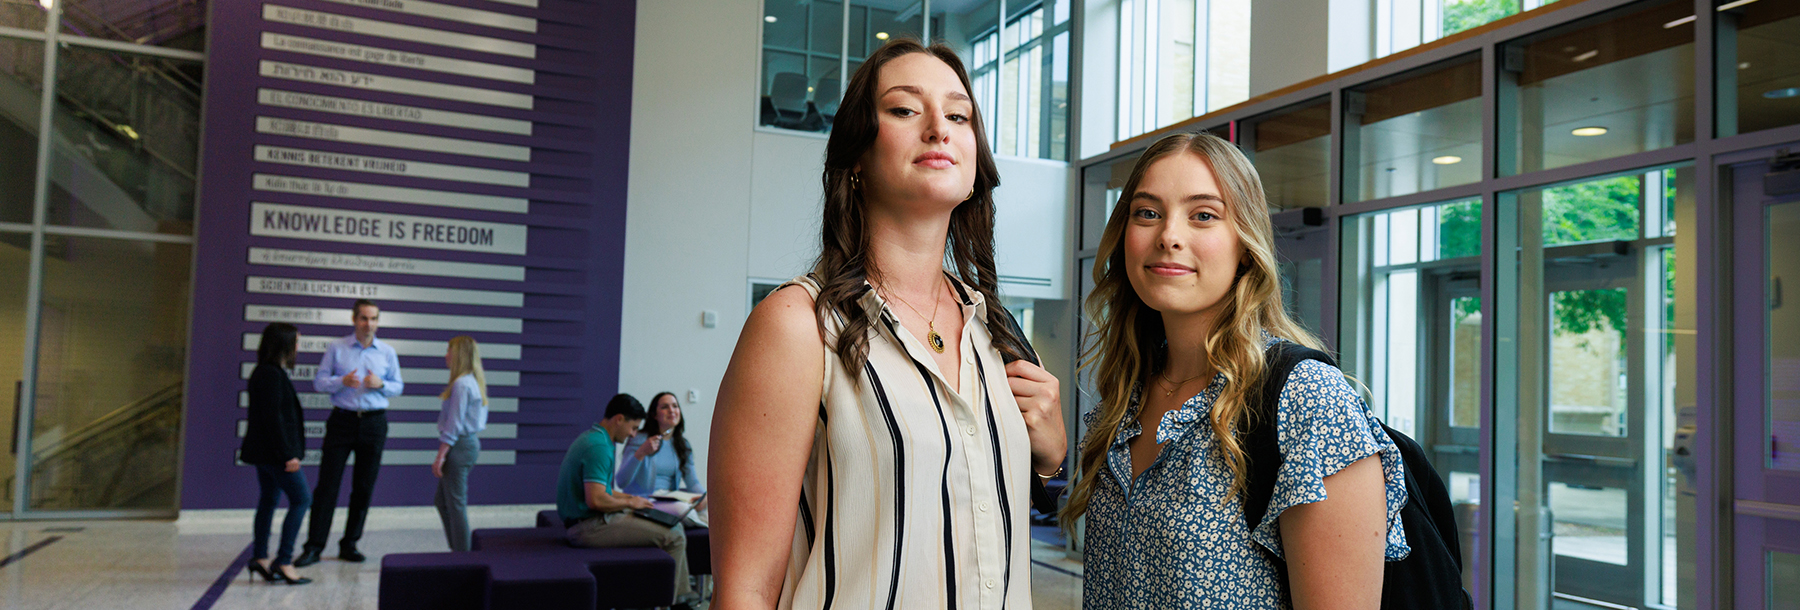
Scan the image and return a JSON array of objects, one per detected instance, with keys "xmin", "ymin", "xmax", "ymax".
[
  {"xmin": 1065, "ymin": 132, "xmax": 1409, "ymax": 608},
  {"xmin": 433, "ymin": 335, "xmax": 488, "ymax": 552}
]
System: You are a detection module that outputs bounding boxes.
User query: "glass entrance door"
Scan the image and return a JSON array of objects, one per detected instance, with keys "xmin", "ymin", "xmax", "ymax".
[
  {"xmin": 1501, "ymin": 165, "xmax": 1693, "ymax": 610},
  {"xmin": 1727, "ymin": 150, "xmax": 1800, "ymax": 610}
]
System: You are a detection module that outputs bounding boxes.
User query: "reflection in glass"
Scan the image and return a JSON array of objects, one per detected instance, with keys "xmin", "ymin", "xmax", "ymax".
[
  {"xmin": 1770, "ymin": 201, "xmax": 1800, "ymax": 472},
  {"xmin": 28, "ymin": 236, "xmax": 190, "ymax": 511},
  {"xmin": 0, "ymin": 231, "xmax": 28, "ymax": 512},
  {"xmin": 1345, "ymin": 54, "xmax": 1481, "ymax": 203},
  {"xmin": 1, "ymin": 35, "xmax": 44, "ymax": 225},
  {"xmin": 59, "ymin": 0, "xmax": 206, "ymax": 51},
  {"xmin": 1249, "ymin": 99, "xmax": 1329, "ymax": 209},
  {"xmin": 47, "ymin": 44, "xmax": 200, "ymax": 234},
  {"xmin": 1721, "ymin": 0, "xmax": 1800, "ymax": 136},
  {"xmin": 1502, "ymin": 0, "xmax": 1694, "ymax": 175}
]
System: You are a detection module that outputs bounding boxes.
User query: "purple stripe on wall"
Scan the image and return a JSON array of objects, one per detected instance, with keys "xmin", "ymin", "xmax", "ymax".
[{"xmin": 181, "ymin": 0, "xmax": 637, "ymax": 509}]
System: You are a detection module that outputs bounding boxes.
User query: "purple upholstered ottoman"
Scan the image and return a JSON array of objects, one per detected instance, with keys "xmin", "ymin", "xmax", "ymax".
[
  {"xmin": 472, "ymin": 526, "xmax": 568, "ymax": 551},
  {"xmin": 567, "ymin": 546, "xmax": 678, "ymax": 608},
  {"xmin": 685, "ymin": 527, "xmax": 711, "ymax": 576},
  {"xmin": 485, "ymin": 554, "xmax": 596, "ymax": 610},
  {"xmin": 378, "ymin": 553, "xmax": 489, "ymax": 610}
]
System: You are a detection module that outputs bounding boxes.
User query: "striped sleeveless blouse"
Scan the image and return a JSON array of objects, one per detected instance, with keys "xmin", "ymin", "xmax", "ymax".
[{"xmin": 777, "ymin": 274, "xmax": 1035, "ymax": 610}]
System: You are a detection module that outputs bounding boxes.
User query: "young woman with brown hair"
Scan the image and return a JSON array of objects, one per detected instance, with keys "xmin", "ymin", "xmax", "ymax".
[{"xmin": 709, "ymin": 39, "xmax": 1067, "ymax": 609}]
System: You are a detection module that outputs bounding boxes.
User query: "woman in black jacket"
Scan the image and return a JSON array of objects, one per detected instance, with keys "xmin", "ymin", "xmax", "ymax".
[{"xmin": 240, "ymin": 322, "xmax": 313, "ymax": 585}]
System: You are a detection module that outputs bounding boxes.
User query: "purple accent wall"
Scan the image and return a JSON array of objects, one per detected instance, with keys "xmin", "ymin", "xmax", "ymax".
[{"xmin": 180, "ymin": 0, "xmax": 636, "ymax": 509}]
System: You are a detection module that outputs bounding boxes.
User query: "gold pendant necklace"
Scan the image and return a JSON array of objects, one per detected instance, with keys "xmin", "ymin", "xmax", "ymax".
[{"xmin": 882, "ymin": 276, "xmax": 948, "ymax": 354}]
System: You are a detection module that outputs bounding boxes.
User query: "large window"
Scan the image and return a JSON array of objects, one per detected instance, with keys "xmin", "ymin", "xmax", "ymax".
[
  {"xmin": 1375, "ymin": 0, "xmax": 1536, "ymax": 58},
  {"xmin": 1499, "ymin": 164, "xmax": 1693, "ymax": 608},
  {"xmin": 1499, "ymin": 0, "xmax": 1695, "ymax": 176},
  {"xmin": 969, "ymin": 1, "xmax": 1072, "ymax": 160},
  {"xmin": 1343, "ymin": 54, "xmax": 1482, "ymax": 203},
  {"xmin": 1340, "ymin": 197, "xmax": 1482, "ymax": 588},
  {"xmin": 1115, "ymin": 0, "xmax": 1250, "ymax": 141},
  {"xmin": 759, "ymin": 0, "xmax": 1071, "ymax": 161},
  {"xmin": 0, "ymin": 0, "xmax": 201, "ymax": 516},
  {"xmin": 1717, "ymin": 0, "xmax": 1800, "ymax": 137}
]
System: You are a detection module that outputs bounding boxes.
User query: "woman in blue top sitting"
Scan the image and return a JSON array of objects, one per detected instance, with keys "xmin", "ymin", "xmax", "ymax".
[
  {"xmin": 1064, "ymin": 132, "xmax": 1409, "ymax": 609},
  {"xmin": 617, "ymin": 391, "xmax": 704, "ymax": 506}
]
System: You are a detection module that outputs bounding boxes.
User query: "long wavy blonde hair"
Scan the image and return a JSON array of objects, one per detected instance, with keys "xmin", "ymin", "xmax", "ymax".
[
  {"xmin": 1061, "ymin": 133, "xmax": 1325, "ymax": 526},
  {"xmin": 440, "ymin": 336, "xmax": 488, "ymax": 406}
]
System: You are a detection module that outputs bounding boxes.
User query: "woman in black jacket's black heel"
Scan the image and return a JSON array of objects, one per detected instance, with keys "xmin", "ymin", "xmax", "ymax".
[{"xmin": 241, "ymin": 323, "xmax": 313, "ymax": 585}]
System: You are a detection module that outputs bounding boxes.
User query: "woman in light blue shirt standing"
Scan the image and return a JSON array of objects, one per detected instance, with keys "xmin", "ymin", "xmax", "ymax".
[
  {"xmin": 617, "ymin": 392, "xmax": 704, "ymax": 506},
  {"xmin": 433, "ymin": 336, "xmax": 488, "ymax": 552}
]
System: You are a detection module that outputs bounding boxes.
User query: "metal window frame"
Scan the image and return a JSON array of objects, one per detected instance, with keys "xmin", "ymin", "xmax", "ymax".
[
  {"xmin": 1071, "ymin": 0, "xmax": 1800, "ymax": 606},
  {"xmin": 3, "ymin": 1, "xmax": 201, "ymax": 521}
]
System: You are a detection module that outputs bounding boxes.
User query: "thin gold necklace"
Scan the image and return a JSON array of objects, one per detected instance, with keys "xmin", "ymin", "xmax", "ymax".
[
  {"xmin": 1157, "ymin": 369, "xmax": 1209, "ymax": 397},
  {"xmin": 881, "ymin": 276, "xmax": 948, "ymax": 353}
]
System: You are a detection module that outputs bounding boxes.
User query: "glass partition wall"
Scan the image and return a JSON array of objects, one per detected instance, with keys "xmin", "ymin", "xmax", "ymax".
[
  {"xmin": 0, "ymin": 1, "xmax": 200, "ymax": 518},
  {"xmin": 1075, "ymin": 0, "xmax": 1800, "ymax": 607}
]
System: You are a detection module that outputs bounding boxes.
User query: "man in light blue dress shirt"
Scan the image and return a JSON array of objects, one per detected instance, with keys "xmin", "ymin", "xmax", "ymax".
[{"xmin": 294, "ymin": 299, "xmax": 404, "ymax": 567}]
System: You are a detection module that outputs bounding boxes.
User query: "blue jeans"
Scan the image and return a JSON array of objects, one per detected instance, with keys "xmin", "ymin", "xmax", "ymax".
[
  {"xmin": 434, "ymin": 435, "xmax": 479, "ymax": 551},
  {"xmin": 253, "ymin": 463, "xmax": 312, "ymax": 566}
]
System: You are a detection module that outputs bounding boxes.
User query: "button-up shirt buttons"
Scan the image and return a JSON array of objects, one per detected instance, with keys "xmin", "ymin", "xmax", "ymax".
[
  {"xmin": 985, "ymin": 579, "xmax": 996, "ymax": 589},
  {"xmin": 979, "ymin": 501, "xmax": 991, "ymax": 512},
  {"xmin": 965, "ymin": 425, "xmax": 977, "ymax": 436}
]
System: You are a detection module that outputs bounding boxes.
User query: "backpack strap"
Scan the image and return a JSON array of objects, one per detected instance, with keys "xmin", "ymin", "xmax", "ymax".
[{"xmin": 1241, "ymin": 341, "xmax": 1338, "ymax": 540}]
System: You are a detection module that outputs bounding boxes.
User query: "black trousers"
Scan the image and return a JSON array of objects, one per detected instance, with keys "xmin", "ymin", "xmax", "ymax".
[{"xmin": 303, "ymin": 407, "xmax": 388, "ymax": 551}]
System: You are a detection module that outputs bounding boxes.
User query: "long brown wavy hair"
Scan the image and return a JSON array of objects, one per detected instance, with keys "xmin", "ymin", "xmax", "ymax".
[
  {"xmin": 1061, "ymin": 133, "xmax": 1325, "ymax": 526},
  {"xmin": 813, "ymin": 39, "xmax": 1029, "ymax": 373}
]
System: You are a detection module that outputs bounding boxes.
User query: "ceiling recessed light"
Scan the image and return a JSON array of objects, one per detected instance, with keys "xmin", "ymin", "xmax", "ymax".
[
  {"xmin": 876, "ymin": 32, "xmax": 890, "ymax": 40},
  {"xmin": 1716, "ymin": 0, "xmax": 1761, "ymax": 10},
  {"xmin": 37, "ymin": 0, "xmax": 51, "ymax": 8},
  {"xmin": 1572, "ymin": 126, "xmax": 1608, "ymax": 136},
  {"xmin": 764, "ymin": 15, "xmax": 777, "ymax": 22},
  {"xmin": 1765, "ymin": 87, "xmax": 1800, "ymax": 99},
  {"xmin": 1432, "ymin": 156, "xmax": 1463, "ymax": 165},
  {"xmin": 1663, "ymin": 15, "xmax": 1695, "ymax": 28},
  {"xmin": 1740, "ymin": 62, "xmax": 1752, "ymax": 70},
  {"xmin": 1573, "ymin": 50, "xmax": 1599, "ymax": 62}
]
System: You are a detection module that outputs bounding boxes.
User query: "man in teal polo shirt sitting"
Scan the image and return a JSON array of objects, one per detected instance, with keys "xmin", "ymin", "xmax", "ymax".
[{"xmin": 556, "ymin": 394, "xmax": 695, "ymax": 605}]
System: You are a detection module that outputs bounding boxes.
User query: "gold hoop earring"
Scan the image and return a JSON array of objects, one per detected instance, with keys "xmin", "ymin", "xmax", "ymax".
[{"xmin": 964, "ymin": 188, "xmax": 975, "ymax": 201}]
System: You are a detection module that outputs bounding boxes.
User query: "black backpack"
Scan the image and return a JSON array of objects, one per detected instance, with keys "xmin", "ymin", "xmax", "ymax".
[{"xmin": 1242, "ymin": 342, "xmax": 1473, "ymax": 610}]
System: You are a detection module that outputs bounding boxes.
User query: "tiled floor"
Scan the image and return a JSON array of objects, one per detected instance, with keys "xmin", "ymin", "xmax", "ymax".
[{"xmin": 0, "ymin": 506, "xmax": 1085, "ymax": 610}]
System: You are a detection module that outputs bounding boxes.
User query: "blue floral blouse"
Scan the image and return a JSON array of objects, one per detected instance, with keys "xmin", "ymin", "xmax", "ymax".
[{"xmin": 1082, "ymin": 340, "xmax": 1411, "ymax": 609}]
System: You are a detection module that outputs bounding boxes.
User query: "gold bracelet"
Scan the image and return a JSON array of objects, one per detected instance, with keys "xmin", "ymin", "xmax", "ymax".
[{"xmin": 1035, "ymin": 465, "xmax": 1064, "ymax": 480}]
